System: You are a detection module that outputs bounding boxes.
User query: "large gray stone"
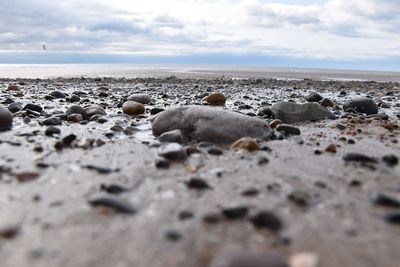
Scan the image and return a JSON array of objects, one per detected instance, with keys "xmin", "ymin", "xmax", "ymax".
[
  {"xmin": 271, "ymin": 102, "xmax": 336, "ymax": 123},
  {"xmin": 343, "ymin": 97, "xmax": 378, "ymax": 115},
  {"xmin": 152, "ymin": 105, "xmax": 272, "ymax": 143},
  {"xmin": 127, "ymin": 94, "xmax": 153, "ymax": 104},
  {"xmin": 0, "ymin": 105, "xmax": 13, "ymax": 131}
]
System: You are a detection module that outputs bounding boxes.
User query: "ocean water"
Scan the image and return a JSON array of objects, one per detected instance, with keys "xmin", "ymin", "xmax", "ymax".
[{"xmin": 0, "ymin": 64, "xmax": 399, "ymax": 82}]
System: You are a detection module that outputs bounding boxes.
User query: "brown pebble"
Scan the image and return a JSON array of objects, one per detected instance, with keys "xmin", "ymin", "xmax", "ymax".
[
  {"xmin": 231, "ymin": 137, "xmax": 259, "ymax": 151},
  {"xmin": 269, "ymin": 119, "xmax": 282, "ymax": 129},
  {"xmin": 15, "ymin": 171, "xmax": 40, "ymax": 183},
  {"xmin": 325, "ymin": 144, "xmax": 337, "ymax": 153},
  {"xmin": 204, "ymin": 92, "xmax": 226, "ymax": 106},
  {"xmin": 122, "ymin": 101, "xmax": 145, "ymax": 116}
]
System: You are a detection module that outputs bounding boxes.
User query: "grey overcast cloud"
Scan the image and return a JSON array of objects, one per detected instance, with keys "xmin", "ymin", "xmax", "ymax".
[{"xmin": 0, "ymin": 0, "xmax": 399, "ymax": 69}]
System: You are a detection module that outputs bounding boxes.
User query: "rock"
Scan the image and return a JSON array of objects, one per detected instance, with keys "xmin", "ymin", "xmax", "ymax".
[
  {"xmin": 288, "ymin": 191, "xmax": 310, "ymax": 206},
  {"xmin": 269, "ymin": 119, "xmax": 282, "ymax": 129},
  {"xmin": 158, "ymin": 129, "xmax": 184, "ymax": 144},
  {"xmin": 0, "ymin": 105, "xmax": 13, "ymax": 131},
  {"xmin": 321, "ymin": 98, "xmax": 334, "ymax": 107},
  {"xmin": 155, "ymin": 158, "xmax": 170, "ymax": 169},
  {"xmin": 186, "ymin": 177, "xmax": 211, "ymax": 190},
  {"xmin": 67, "ymin": 113, "xmax": 83, "ymax": 123},
  {"xmin": 382, "ymin": 154, "xmax": 398, "ymax": 167},
  {"xmin": 259, "ymin": 107, "xmax": 273, "ymax": 118},
  {"xmin": 271, "ymin": 102, "xmax": 336, "ymax": 123},
  {"xmin": 42, "ymin": 117, "xmax": 62, "ymax": 126},
  {"xmin": 227, "ymin": 254, "xmax": 288, "ymax": 267},
  {"xmin": 7, "ymin": 84, "xmax": 20, "ymax": 91},
  {"xmin": 222, "ymin": 206, "xmax": 249, "ymax": 220},
  {"xmin": 70, "ymin": 94, "xmax": 80, "ymax": 102},
  {"xmin": 276, "ymin": 124, "xmax": 301, "ymax": 135},
  {"xmin": 306, "ymin": 92, "xmax": 323, "ymax": 102},
  {"xmin": 122, "ymin": 101, "xmax": 145, "ymax": 116},
  {"xmin": 372, "ymin": 193, "xmax": 400, "ymax": 208},
  {"xmin": 231, "ymin": 137, "xmax": 259, "ymax": 151},
  {"xmin": 85, "ymin": 105, "xmax": 106, "ymax": 118},
  {"xmin": 127, "ymin": 94, "xmax": 153, "ymax": 104},
  {"xmin": 50, "ymin": 90, "xmax": 66, "ymax": 98},
  {"xmin": 8, "ymin": 102, "xmax": 23, "ymax": 113},
  {"xmin": 343, "ymin": 153, "xmax": 378, "ymax": 163},
  {"xmin": 0, "ymin": 223, "xmax": 20, "ymax": 239},
  {"xmin": 66, "ymin": 105, "xmax": 88, "ymax": 120},
  {"xmin": 204, "ymin": 92, "xmax": 226, "ymax": 106},
  {"xmin": 383, "ymin": 212, "xmax": 400, "ymax": 224},
  {"xmin": 23, "ymin": 103, "xmax": 42, "ymax": 113},
  {"xmin": 241, "ymin": 188, "xmax": 260, "ymax": 197},
  {"xmin": 343, "ymin": 97, "xmax": 378, "ymax": 115},
  {"xmin": 15, "ymin": 171, "xmax": 40, "ymax": 183},
  {"xmin": 208, "ymin": 147, "xmax": 223, "ymax": 155},
  {"xmin": 158, "ymin": 143, "xmax": 187, "ymax": 160},
  {"xmin": 250, "ymin": 211, "xmax": 283, "ymax": 231},
  {"xmin": 88, "ymin": 194, "xmax": 136, "ymax": 214},
  {"xmin": 100, "ymin": 184, "xmax": 129, "ymax": 195},
  {"xmin": 152, "ymin": 106, "xmax": 272, "ymax": 144},
  {"xmin": 45, "ymin": 126, "xmax": 61, "ymax": 136},
  {"xmin": 150, "ymin": 107, "xmax": 165, "ymax": 115},
  {"xmin": 325, "ymin": 144, "xmax": 337, "ymax": 153},
  {"xmin": 164, "ymin": 230, "xmax": 182, "ymax": 242}
]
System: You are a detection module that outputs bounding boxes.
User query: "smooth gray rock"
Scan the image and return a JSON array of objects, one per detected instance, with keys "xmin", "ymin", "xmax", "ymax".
[
  {"xmin": 343, "ymin": 97, "xmax": 378, "ymax": 115},
  {"xmin": 158, "ymin": 143, "xmax": 187, "ymax": 160},
  {"xmin": 152, "ymin": 106, "xmax": 272, "ymax": 143},
  {"xmin": 271, "ymin": 102, "xmax": 336, "ymax": 123},
  {"xmin": 66, "ymin": 105, "xmax": 88, "ymax": 120},
  {"xmin": 85, "ymin": 105, "xmax": 106, "ymax": 118},
  {"xmin": 158, "ymin": 129, "xmax": 184, "ymax": 144},
  {"xmin": 0, "ymin": 104, "xmax": 13, "ymax": 131},
  {"xmin": 276, "ymin": 124, "xmax": 301, "ymax": 135},
  {"xmin": 127, "ymin": 94, "xmax": 153, "ymax": 104}
]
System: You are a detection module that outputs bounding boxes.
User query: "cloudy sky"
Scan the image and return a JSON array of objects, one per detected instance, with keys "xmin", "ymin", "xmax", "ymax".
[{"xmin": 1, "ymin": 0, "xmax": 399, "ymax": 70}]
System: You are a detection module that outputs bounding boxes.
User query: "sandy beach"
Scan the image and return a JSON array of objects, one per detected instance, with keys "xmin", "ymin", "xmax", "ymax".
[{"xmin": 1, "ymin": 76, "xmax": 400, "ymax": 267}]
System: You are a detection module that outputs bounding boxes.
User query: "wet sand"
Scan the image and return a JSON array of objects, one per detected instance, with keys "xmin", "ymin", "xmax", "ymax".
[{"xmin": 0, "ymin": 77, "xmax": 400, "ymax": 267}]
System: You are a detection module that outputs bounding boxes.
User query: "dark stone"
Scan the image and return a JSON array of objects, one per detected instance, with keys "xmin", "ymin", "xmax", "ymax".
[
  {"xmin": 384, "ymin": 212, "xmax": 400, "ymax": 224},
  {"xmin": 276, "ymin": 124, "xmax": 301, "ymax": 135},
  {"xmin": 178, "ymin": 210, "xmax": 194, "ymax": 220},
  {"xmin": 186, "ymin": 178, "xmax": 211, "ymax": 190},
  {"xmin": 343, "ymin": 153, "xmax": 378, "ymax": 163},
  {"xmin": 250, "ymin": 211, "xmax": 283, "ymax": 231},
  {"xmin": 155, "ymin": 158, "xmax": 170, "ymax": 169},
  {"xmin": 85, "ymin": 105, "xmax": 106, "ymax": 118},
  {"xmin": 70, "ymin": 94, "xmax": 81, "ymax": 102},
  {"xmin": 343, "ymin": 97, "xmax": 378, "ymax": 115},
  {"xmin": 208, "ymin": 147, "xmax": 223, "ymax": 155},
  {"xmin": 24, "ymin": 103, "xmax": 42, "ymax": 113},
  {"xmin": 0, "ymin": 104, "xmax": 13, "ymax": 131},
  {"xmin": 242, "ymin": 188, "xmax": 260, "ymax": 197},
  {"xmin": 288, "ymin": 191, "xmax": 310, "ymax": 206},
  {"xmin": 164, "ymin": 230, "xmax": 182, "ymax": 241},
  {"xmin": 150, "ymin": 107, "xmax": 165, "ymax": 115},
  {"xmin": 100, "ymin": 183, "xmax": 128, "ymax": 194},
  {"xmin": 84, "ymin": 165, "xmax": 114, "ymax": 174},
  {"xmin": 306, "ymin": 91, "xmax": 323, "ymax": 102},
  {"xmin": 372, "ymin": 193, "xmax": 400, "ymax": 208},
  {"xmin": 88, "ymin": 194, "xmax": 136, "ymax": 214},
  {"xmin": 45, "ymin": 126, "xmax": 61, "ymax": 136},
  {"xmin": 42, "ymin": 117, "xmax": 62, "ymax": 126},
  {"xmin": 382, "ymin": 154, "xmax": 399, "ymax": 167},
  {"xmin": 158, "ymin": 143, "xmax": 187, "ymax": 160},
  {"xmin": 222, "ymin": 206, "xmax": 249, "ymax": 220},
  {"xmin": 227, "ymin": 254, "xmax": 288, "ymax": 267},
  {"xmin": 8, "ymin": 102, "xmax": 23, "ymax": 113},
  {"xmin": 158, "ymin": 129, "xmax": 184, "ymax": 144},
  {"xmin": 50, "ymin": 91, "xmax": 66, "ymax": 98},
  {"xmin": 66, "ymin": 105, "xmax": 88, "ymax": 120}
]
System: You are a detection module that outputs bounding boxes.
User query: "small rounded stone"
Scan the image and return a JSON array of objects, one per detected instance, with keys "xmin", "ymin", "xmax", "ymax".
[
  {"xmin": 122, "ymin": 101, "xmax": 145, "ymax": 116},
  {"xmin": 231, "ymin": 137, "xmax": 259, "ymax": 151},
  {"xmin": 204, "ymin": 92, "xmax": 226, "ymax": 106},
  {"xmin": 0, "ymin": 104, "xmax": 13, "ymax": 131}
]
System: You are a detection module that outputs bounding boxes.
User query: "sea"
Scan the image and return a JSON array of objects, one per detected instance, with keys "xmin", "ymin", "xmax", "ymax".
[{"xmin": 0, "ymin": 64, "xmax": 399, "ymax": 82}]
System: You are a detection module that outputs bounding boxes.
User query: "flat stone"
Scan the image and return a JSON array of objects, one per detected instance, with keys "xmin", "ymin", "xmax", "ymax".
[
  {"xmin": 372, "ymin": 193, "xmax": 400, "ymax": 208},
  {"xmin": 306, "ymin": 92, "xmax": 323, "ymax": 102},
  {"xmin": 321, "ymin": 98, "xmax": 335, "ymax": 107},
  {"xmin": 0, "ymin": 104, "xmax": 13, "ymax": 131},
  {"xmin": 127, "ymin": 94, "xmax": 153, "ymax": 104},
  {"xmin": 343, "ymin": 97, "xmax": 378, "ymax": 115},
  {"xmin": 122, "ymin": 101, "xmax": 145, "ymax": 116},
  {"xmin": 24, "ymin": 103, "xmax": 42, "ymax": 113},
  {"xmin": 45, "ymin": 126, "xmax": 61, "ymax": 136},
  {"xmin": 88, "ymin": 194, "xmax": 136, "ymax": 214},
  {"xmin": 343, "ymin": 153, "xmax": 378, "ymax": 163},
  {"xmin": 158, "ymin": 143, "xmax": 187, "ymax": 160},
  {"xmin": 271, "ymin": 102, "xmax": 336, "ymax": 123},
  {"xmin": 42, "ymin": 117, "xmax": 62, "ymax": 126},
  {"xmin": 222, "ymin": 206, "xmax": 249, "ymax": 220},
  {"xmin": 66, "ymin": 105, "xmax": 88, "ymax": 120},
  {"xmin": 227, "ymin": 254, "xmax": 288, "ymax": 267},
  {"xmin": 276, "ymin": 124, "xmax": 301, "ymax": 135},
  {"xmin": 50, "ymin": 91, "xmax": 66, "ymax": 98},
  {"xmin": 85, "ymin": 105, "xmax": 106, "ymax": 118},
  {"xmin": 158, "ymin": 129, "xmax": 184, "ymax": 144},
  {"xmin": 250, "ymin": 211, "xmax": 283, "ymax": 231},
  {"xmin": 152, "ymin": 105, "xmax": 272, "ymax": 144},
  {"xmin": 8, "ymin": 102, "xmax": 23, "ymax": 113},
  {"xmin": 7, "ymin": 84, "xmax": 20, "ymax": 91},
  {"xmin": 231, "ymin": 137, "xmax": 259, "ymax": 151}
]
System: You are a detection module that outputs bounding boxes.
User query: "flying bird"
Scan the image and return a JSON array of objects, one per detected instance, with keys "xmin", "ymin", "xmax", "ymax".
[{"xmin": 42, "ymin": 43, "xmax": 47, "ymax": 51}]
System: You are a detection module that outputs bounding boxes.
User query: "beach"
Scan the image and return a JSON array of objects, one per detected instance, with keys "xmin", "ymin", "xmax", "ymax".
[{"xmin": 1, "ymin": 75, "xmax": 400, "ymax": 267}]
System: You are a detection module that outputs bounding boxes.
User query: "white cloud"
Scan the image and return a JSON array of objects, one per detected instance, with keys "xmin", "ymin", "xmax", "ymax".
[{"xmin": 0, "ymin": 0, "xmax": 399, "ymax": 59}]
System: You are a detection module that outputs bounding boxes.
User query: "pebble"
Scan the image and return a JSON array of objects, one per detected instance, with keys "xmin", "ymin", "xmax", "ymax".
[
  {"xmin": 42, "ymin": 117, "xmax": 62, "ymax": 126},
  {"xmin": 325, "ymin": 144, "xmax": 337, "ymax": 153},
  {"xmin": 158, "ymin": 129, "xmax": 184, "ymax": 144},
  {"xmin": 15, "ymin": 171, "xmax": 40, "ymax": 183},
  {"xmin": 343, "ymin": 97, "xmax": 378, "ymax": 115},
  {"xmin": 67, "ymin": 113, "xmax": 83, "ymax": 123},
  {"xmin": 186, "ymin": 177, "xmax": 211, "ymax": 190},
  {"xmin": 127, "ymin": 94, "xmax": 153, "ymax": 104},
  {"xmin": 208, "ymin": 147, "xmax": 223, "ymax": 155},
  {"xmin": 382, "ymin": 154, "xmax": 398, "ymax": 167},
  {"xmin": 66, "ymin": 105, "xmax": 88, "ymax": 120},
  {"xmin": 250, "ymin": 211, "xmax": 283, "ymax": 231},
  {"xmin": 85, "ymin": 105, "xmax": 106, "ymax": 118},
  {"xmin": 155, "ymin": 158, "xmax": 170, "ymax": 169},
  {"xmin": 269, "ymin": 119, "xmax": 282, "ymax": 129},
  {"xmin": 231, "ymin": 137, "xmax": 259, "ymax": 151},
  {"xmin": 100, "ymin": 183, "xmax": 129, "ymax": 194},
  {"xmin": 0, "ymin": 104, "xmax": 13, "ymax": 131},
  {"xmin": 343, "ymin": 153, "xmax": 378, "ymax": 163},
  {"xmin": 69, "ymin": 94, "xmax": 80, "ymax": 102},
  {"xmin": 7, "ymin": 84, "xmax": 20, "ymax": 91},
  {"xmin": 152, "ymin": 105, "xmax": 272, "ymax": 143},
  {"xmin": 204, "ymin": 92, "xmax": 226, "ymax": 106},
  {"xmin": 383, "ymin": 212, "xmax": 400, "ymax": 224},
  {"xmin": 8, "ymin": 102, "xmax": 23, "ymax": 113},
  {"xmin": 288, "ymin": 191, "xmax": 310, "ymax": 206},
  {"xmin": 321, "ymin": 98, "xmax": 334, "ymax": 107},
  {"xmin": 150, "ymin": 107, "xmax": 165, "ymax": 115},
  {"xmin": 276, "ymin": 124, "xmax": 301, "ymax": 135},
  {"xmin": 158, "ymin": 143, "xmax": 187, "ymax": 160},
  {"xmin": 227, "ymin": 254, "xmax": 288, "ymax": 267},
  {"xmin": 122, "ymin": 101, "xmax": 145, "ymax": 116},
  {"xmin": 23, "ymin": 103, "xmax": 42, "ymax": 113},
  {"xmin": 222, "ymin": 206, "xmax": 249, "ymax": 220},
  {"xmin": 88, "ymin": 194, "xmax": 136, "ymax": 214},
  {"xmin": 372, "ymin": 193, "xmax": 400, "ymax": 208},
  {"xmin": 45, "ymin": 126, "xmax": 61, "ymax": 136},
  {"xmin": 271, "ymin": 102, "xmax": 336, "ymax": 123},
  {"xmin": 241, "ymin": 188, "xmax": 260, "ymax": 197},
  {"xmin": 50, "ymin": 90, "xmax": 66, "ymax": 98},
  {"xmin": 305, "ymin": 92, "xmax": 323, "ymax": 102}
]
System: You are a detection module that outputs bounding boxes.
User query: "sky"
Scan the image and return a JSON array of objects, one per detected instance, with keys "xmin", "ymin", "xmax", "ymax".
[{"xmin": 0, "ymin": 0, "xmax": 399, "ymax": 71}]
